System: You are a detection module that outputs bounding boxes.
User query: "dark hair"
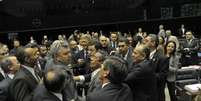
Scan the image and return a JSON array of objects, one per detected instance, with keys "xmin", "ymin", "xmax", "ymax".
[
  {"xmin": 88, "ymin": 39, "xmax": 101, "ymax": 50},
  {"xmin": 0, "ymin": 56, "xmax": 13, "ymax": 73},
  {"xmin": 164, "ymin": 41, "xmax": 177, "ymax": 56},
  {"xmin": 103, "ymin": 56, "xmax": 128, "ymax": 84},
  {"xmin": 95, "ymin": 51, "xmax": 106, "ymax": 62},
  {"xmin": 185, "ymin": 30, "xmax": 193, "ymax": 35},
  {"xmin": 43, "ymin": 68, "xmax": 67, "ymax": 93},
  {"xmin": 118, "ymin": 37, "xmax": 129, "ymax": 45},
  {"xmin": 148, "ymin": 34, "xmax": 159, "ymax": 48},
  {"xmin": 15, "ymin": 47, "xmax": 26, "ymax": 64}
]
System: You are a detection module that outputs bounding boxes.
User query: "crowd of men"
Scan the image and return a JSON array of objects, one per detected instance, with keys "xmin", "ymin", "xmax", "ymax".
[{"xmin": 0, "ymin": 24, "xmax": 200, "ymax": 101}]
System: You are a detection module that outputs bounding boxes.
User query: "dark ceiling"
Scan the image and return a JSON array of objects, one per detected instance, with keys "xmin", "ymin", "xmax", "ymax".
[{"xmin": 0, "ymin": 0, "xmax": 200, "ymax": 32}]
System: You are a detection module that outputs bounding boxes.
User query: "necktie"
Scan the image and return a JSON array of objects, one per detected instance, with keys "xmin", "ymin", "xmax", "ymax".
[
  {"xmin": 34, "ymin": 66, "xmax": 41, "ymax": 82},
  {"xmin": 84, "ymin": 50, "xmax": 87, "ymax": 59}
]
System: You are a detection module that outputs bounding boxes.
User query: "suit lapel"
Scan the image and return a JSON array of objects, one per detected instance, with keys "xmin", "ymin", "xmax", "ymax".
[
  {"xmin": 0, "ymin": 73, "xmax": 5, "ymax": 81},
  {"xmin": 88, "ymin": 71, "xmax": 101, "ymax": 92},
  {"xmin": 90, "ymin": 72, "xmax": 99, "ymax": 86},
  {"xmin": 48, "ymin": 92, "xmax": 63, "ymax": 101},
  {"xmin": 22, "ymin": 67, "xmax": 38, "ymax": 88}
]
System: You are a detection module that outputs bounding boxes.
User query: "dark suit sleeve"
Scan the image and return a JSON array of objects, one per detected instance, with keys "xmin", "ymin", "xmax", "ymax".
[
  {"xmin": 155, "ymin": 56, "xmax": 169, "ymax": 81},
  {"xmin": 86, "ymin": 95, "xmax": 91, "ymax": 101},
  {"xmin": 125, "ymin": 64, "xmax": 150, "ymax": 83},
  {"xmin": 11, "ymin": 79, "xmax": 33, "ymax": 101},
  {"xmin": 190, "ymin": 40, "xmax": 199, "ymax": 51},
  {"xmin": 0, "ymin": 87, "xmax": 6, "ymax": 101},
  {"xmin": 84, "ymin": 73, "xmax": 92, "ymax": 82}
]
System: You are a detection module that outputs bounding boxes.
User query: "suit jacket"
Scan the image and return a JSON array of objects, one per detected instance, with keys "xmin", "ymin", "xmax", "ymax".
[
  {"xmin": 182, "ymin": 38, "xmax": 199, "ymax": 52},
  {"xmin": 73, "ymin": 49, "xmax": 90, "ymax": 75},
  {"xmin": 167, "ymin": 55, "xmax": 180, "ymax": 82},
  {"xmin": 9, "ymin": 66, "xmax": 39, "ymax": 101},
  {"xmin": 151, "ymin": 50, "xmax": 169, "ymax": 101},
  {"xmin": 0, "ymin": 73, "xmax": 4, "ymax": 82},
  {"xmin": 45, "ymin": 59, "xmax": 78, "ymax": 101},
  {"xmin": 87, "ymin": 69, "xmax": 101, "ymax": 94},
  {"xmin": 151, "ymin": 51, "xmax": 169, "ymax": 82},
  {"xmin": 99, "ymin": 46, "xmax": 112, "ymax": 55},
  {"xmin": 35, "ymin": 57, "xmax": 47, "ymax": 78},
  {"xmin": 125, "ymin": 47, "xmax": 133, "ymax": 69},
  {"xmin": 181, "ymin": 38, "xmax": 199, "ymax": 66},
  {"xmin": 0, "ymin": 77, "xmax": 12, "ymax": 101},
  {"xmin": 125, "ymin": 59, "xmax": 157, "ymax": 101},
  {"xmin": 112, "ymin": 47, "xmax": 133, "ymax": 69},
  {"xmin": 33, "ymin": 85, "xmax": 67, "ymax": 101},
  {"xmin": 86, "ymin": 83, "xmax": 133, "ymax": 101},
  {"xmin": 109, "ymin": 41, "xmax": 118, "ymax": 50},
  {"xmin": 178, "ymin": 28, "xmax": 186, "ymax": 37}
]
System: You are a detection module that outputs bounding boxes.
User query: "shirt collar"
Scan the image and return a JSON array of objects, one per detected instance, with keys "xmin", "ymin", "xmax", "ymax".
[
  {"xmin": 102, "ymin": 82, "xmax": 110, "ymax": 88},
  {"xmin": 22, "ymin": 65, "xmax": 39, "ymax": 81},
  {"xmin": 0, "ymin": 67, "xmax": 6, "ymax": 78},
  {"xmin": 8, "ymin": 73, "xmax": 14, "ymax": 79},
  {"xmin": 51, "ymin": 92, "xmax": 63, "ymax": 101},
  {"xmin": 149, "ymin": 49, "xmax": 157, "ymax": 59},
  {"xmin": 124, "ymin": 49, "xmax": 129, "ymax": 60}
]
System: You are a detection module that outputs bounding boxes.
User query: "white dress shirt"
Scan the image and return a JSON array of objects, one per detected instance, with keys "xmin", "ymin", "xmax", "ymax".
[
  {"xmin": 149, "ymin": 49, "xmax": 157, "ymax": 59},
  {"xmin": 8, "ymin": 73, "xmax": 14, "ymax": 79},
  {"xmin": 0, "ymin": 67, "xmax": 6, "ymax": 78}
]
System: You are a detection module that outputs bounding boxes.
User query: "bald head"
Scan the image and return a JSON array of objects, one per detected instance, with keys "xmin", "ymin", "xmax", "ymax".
[
  {"xmin": 24, "ymin": 47, "xmax": 39, "ymax": 67},
  {"xmin": 132, "ymin": 45, "xmax": 150, "ymax": 63},
  {"xmin": 99, "ymin": 35, "xmax": 108, "ymax": 47},
  {"xmin": 44, "ymin": 68, "xmax": 67, "ymax": 93},
  {"xmin": 0, "ymin": 56, "xmax": 20, "ymax": 74}
]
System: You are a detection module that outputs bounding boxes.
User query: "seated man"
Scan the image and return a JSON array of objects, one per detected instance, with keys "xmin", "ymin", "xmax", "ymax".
[
  {"xmin": 181, "ymin": 31, "xmax": 199, "ymax": 66},
  {"xmin": 33, "ymin": 67, "xmax": 67, "ymax": 101},
  {"xmin": 86, "ymin": 56, "xmax": 133, "ymax": 101}
]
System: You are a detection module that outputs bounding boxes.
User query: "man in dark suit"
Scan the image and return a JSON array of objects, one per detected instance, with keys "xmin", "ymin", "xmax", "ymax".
[
  {"xmin": 33, "ymin": 68, "xmax": 67, "ymax": 101},
  {"xmin": 125, "ymin": 45, "xmax": 157, "ymax": 101},
  {"xmin": 181, "ymin": 31, "xmax": 199, "ymax": 66},
  {"xmin": 99, "ymin": 35, "xmax": 112, "ymax": 55},
  {"xmin": 9, "ymin": 39, "xmax": 21, "ymax": 56},
  {"xmin": 144, "ymin": 34, "xmax": 169, "ymax": 101},
  {"xmin": 178, "ymin": 24, "xmax": 186, "ymax": 38},
  {"xmin": 86, "ymin": 56, "xmax": 133, "ymax": 101},
  {"xmin": 73, "ymin": 34, "xmax": 91, "ymax": 76},
  {"xmin": 0, "ymin": 72, "xmax": 4, "ymax": 81},
  {"xmin": 109, "ymin": 32, "xmax": 119, "ymax": 50},
  {"xmin": 74, "ymin": 51, "xmax": 105, "ymax": 94},
  {"xmin": 9, "ymin": 46, "xmax": 40, "ymax": 101},
  {"xmin": 45, "ymin": 43, "xmax": 78, "ymax": 101},
  {"xmin": 0, "ymin": 56, "xmax": 20, "ymax": 101},
  {"xmin": 35, "ymin": 45, "xmax": 47, "ymax": 78},
  {"xmin": 111, "ymin": 37, "xmax": 133, "ymax": 69}
]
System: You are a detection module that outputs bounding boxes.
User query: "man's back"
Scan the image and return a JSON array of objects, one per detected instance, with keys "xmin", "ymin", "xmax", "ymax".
[
  {"xmin": 33, "ymin": 85, "xmax": 66, "ymax": 101},
  {"xmin": 86, "ymin": 83, "xmax": 133, "ymax": 101},
  {"xmin": 9, "ymin": 67, "xmax": 38, "ymax": 101}
]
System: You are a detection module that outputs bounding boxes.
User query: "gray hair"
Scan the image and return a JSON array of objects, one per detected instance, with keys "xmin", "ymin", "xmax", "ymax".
[
  {"xmin": 48, "ymin": 40, "xmax": 68, "ymax": 58},
  {"xmin": 0, "ymin": 56, "xmax": 13, "ymax": 73},
  {"xmin": 148, "ymin": 34, "xmax": 159, "ymax": 47}
]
